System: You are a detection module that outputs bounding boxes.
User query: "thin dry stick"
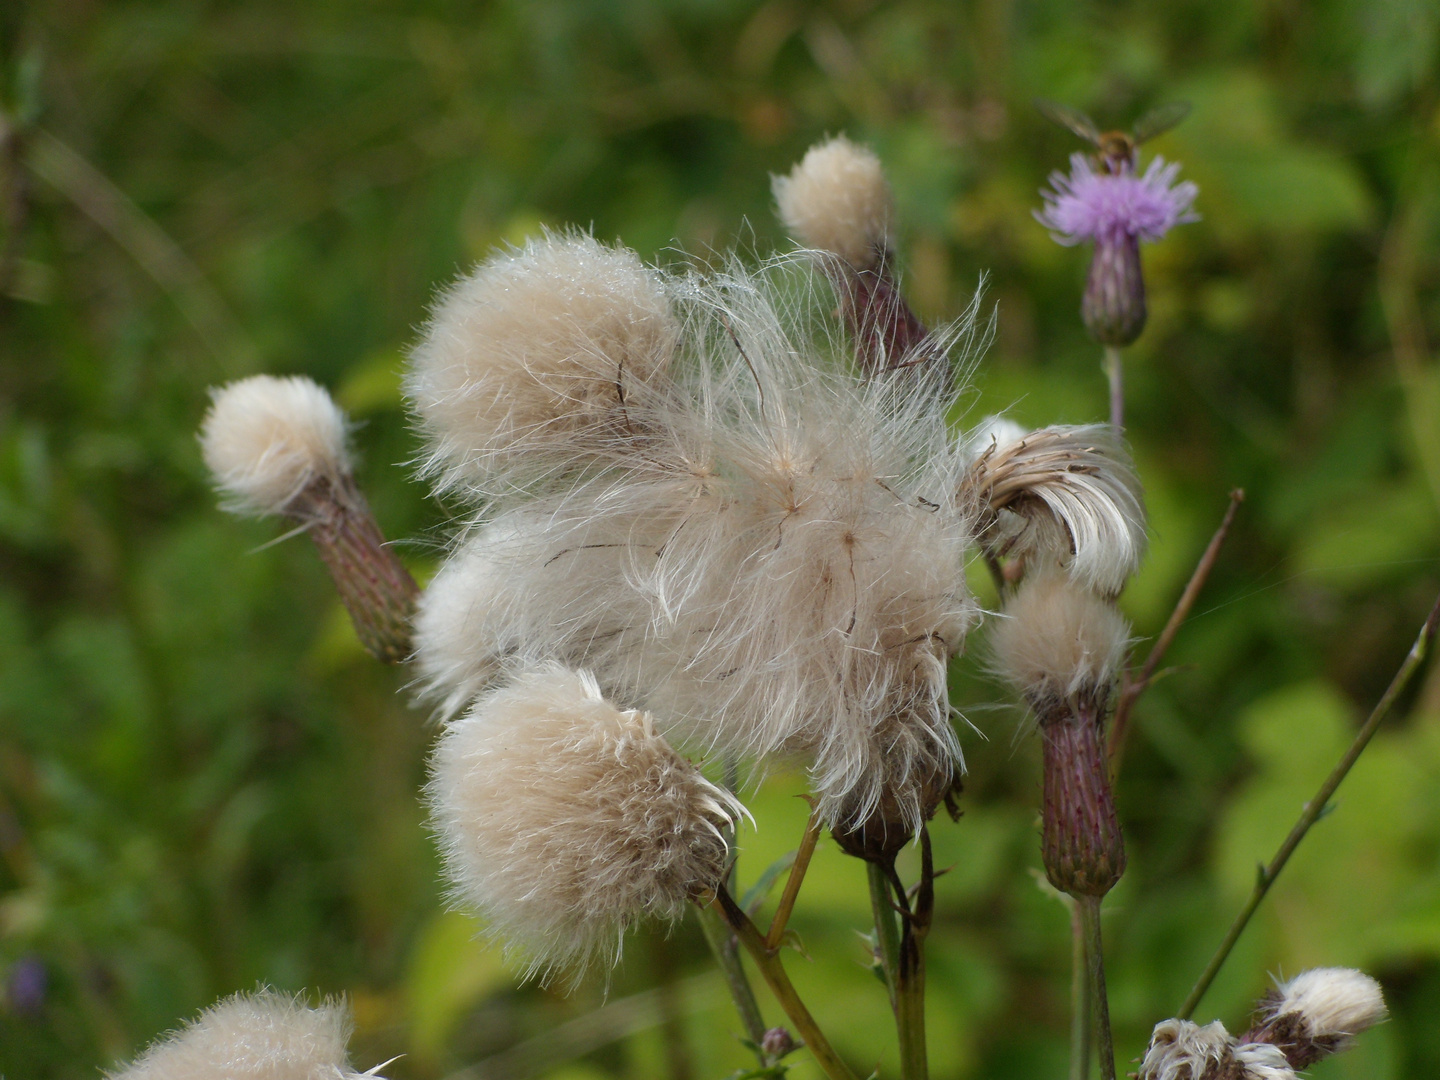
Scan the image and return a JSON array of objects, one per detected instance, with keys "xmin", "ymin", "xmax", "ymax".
[
  {"xmin": 1178, "ymin": 589, "xmax": 1440, "ymax": 1020},
  {"xmin": 766, "ymin": 806, "xmax": 823, "ymax": 950},
  {"xmin": 1109, "ymin": 489, "xmax": 1244, "ymax": 770}
]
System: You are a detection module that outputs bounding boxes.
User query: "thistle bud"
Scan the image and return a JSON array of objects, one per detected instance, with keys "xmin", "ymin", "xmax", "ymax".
[
  {"xmin": 199, "ymin": 375, "xmax": 418, "ymax": 663},
  {"xmin": 991, "ymin": 572, "xmax": 1129, "ymax": 895},
  {"xmin": 1082, "ymin": 231, "xmax": 1146, "ymax": 346},
  {"xmin": 761, "ymin": 1027, "xmax": 797, "ymax": 1060},
  {"xmin": 106, "ymin": 990, "xmax": 384, "ymax": 1080},
  {"xmin": 1243, "ymin": 968, "xmax": 1387, "ymax": 1070}
]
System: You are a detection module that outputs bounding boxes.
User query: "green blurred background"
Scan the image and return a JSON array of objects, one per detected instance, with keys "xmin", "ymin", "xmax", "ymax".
[{"xmin": 3, "ymin": 0, "xmax": 1440, "ymax": 1076}]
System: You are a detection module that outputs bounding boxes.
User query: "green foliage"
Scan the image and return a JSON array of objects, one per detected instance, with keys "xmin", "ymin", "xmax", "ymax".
[{"xmin": 3, "ymin": 0, "xmax": 1440, "ymax": 1077}]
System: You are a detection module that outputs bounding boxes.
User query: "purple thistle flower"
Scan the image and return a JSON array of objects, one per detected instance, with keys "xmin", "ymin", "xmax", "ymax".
[{"xmin": 1036, "ymin": 153, "xmax": 1199, "ymax": 347}]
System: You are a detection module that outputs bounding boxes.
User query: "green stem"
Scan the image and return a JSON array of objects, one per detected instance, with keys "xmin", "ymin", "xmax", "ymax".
[
  {"xmin": 866, "ymin": 862, "xmax": 902, "ymax": 1013},
  {"xmin": 713, "ymin": 891, "xmax": 859, "ymax": 1080},
  {"xmin": 1103, "ymin": 345, "xmax": 1124, "ymax": 430},
  {"xmin": 697, "ymin": 902, "xmax": 768, "ymax": 1051},
  {"xmin": 1178, "ymin": 590, "xmax": 1440, "ymax": 1019},
  {"xmin": 1069, "ymin": 899, "xmax": 1090, "ymax": 1080},
  {"xmin": 1078, "ymin": 895, "xmax": 1115, "ymax": 1080}
]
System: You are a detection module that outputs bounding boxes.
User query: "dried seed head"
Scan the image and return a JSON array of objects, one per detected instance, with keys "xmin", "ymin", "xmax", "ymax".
[
  {"xmin": 1231, "ymin": 1044, "xmax": 1299, "ymax": 1080},
  {"xmin": 1244, "ymin": 967, "xmax": 1387, "ymax": 1069},
  {"xmin": 427, "ymin": 663, "xmax": 745, "ymax": 986},
  {"xmin": 962, "ymin": 423, "xmax": 1146, "ymax": 595},
  {"xmin": 1137, "ymin": 1020, "xmax": 1297, "ymax": 1080},
  {"xmin": 990, "ymin": 572, "xmax": 1129, "ymax": 714},
  {"xmin": 411, "ymin": 256, "xmax": 984, "ymax": 832},
  {"xmin": 1137, "ymin": 1019, "xmax": 1234, "ymax": 1080},
  {"xmin": 773, "ymin": 136, "xmax": 893, "ymax": 271},
  {"xmin": 106, "ymin": 990, "xmax": 378, "ymax": 1080},
  {"xmin": 200, "ymin": 375, "xmax": 351, "ymax": 517},
  {"xmin": 407, "ymin": 231, "xmax": 678, "ymax": 496}
]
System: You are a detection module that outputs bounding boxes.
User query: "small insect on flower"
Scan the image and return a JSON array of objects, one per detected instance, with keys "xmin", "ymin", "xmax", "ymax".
[
  {"xmin": 1034, "ymin": 103, "xmax": 1198, "ymax": 348},
  {"xmin": 106, "ymin": 990, "xmax": 386, "ymax": 1080},
  {"xmin": 428, "ymin": 663, "xmax": 746, "ymax": 986}
]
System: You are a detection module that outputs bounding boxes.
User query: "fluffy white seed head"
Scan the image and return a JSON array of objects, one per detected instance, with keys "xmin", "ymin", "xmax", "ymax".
[
  {"xmin": 1137, "ymin": 1020, "xmax": 1234, "ymax": 1080},
  {"xmin": 773, "ymin": 137, "xmax": 893, "ymax": 270},
  {"xmin": 962, "ymin": 423, "xmax": 1146, "ymax": 595},
  {"xmin": 107, "ymin": 990, "xmax": 375, "ymax": 1080},
  {"xmin": 990, "ymin": 571, "xmax": 1129, "ymax": 712},
  {"xmin": 964, "ymin": 414, "xmax": 1030, "ymax": 459},
  {"xmin": 406, "ymin": 231, "xmax": 678, "ymax": 496},
  {"xmin": 1272, "ymin": 967, "xmax": 1387, "ymax": 1041},
  {"xmin": 411, "ymin": 256, "xmax": 985, "ymax": 829},
  {"xmin": 1231, "ymin": 1043, "xmax": 1298, "ymax": 1080},
  {"xmin": 428, "ymin": 663, "xmax": 745, "ymax": 985},
  {"xmin": 200, "ymin": 376, "xmax": 351, "ymax": 517}
]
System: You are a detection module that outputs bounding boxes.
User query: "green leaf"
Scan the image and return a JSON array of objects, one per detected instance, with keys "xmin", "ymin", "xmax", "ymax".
[{"xmin": 741, "ymin": 849, "xmax": 797, "ymax": 916}]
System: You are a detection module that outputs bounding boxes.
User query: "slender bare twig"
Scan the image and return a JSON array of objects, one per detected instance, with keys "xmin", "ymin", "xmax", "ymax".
[
  {"xmin": 1178, "ymin": 589, "xmax": 1440, "ymax": 1019},
  {"xmin": 765, "ymin": 805, "xmax": 822, "ymax": 950},
  {"xmin": 1068, "ymin": 898, "xmax": 1090, "ymax": 1080},
  {"xmin": 713, "ymin": 887, "xmax": 859, "ymax": 1080},
  {"xmin": 1078, "ymin": 895, "xmax": 1115, "ymax": 1080},
  {"xmin": 1109, "ymin": 489, "xmax": 1244, "ymax": 770},
  {"xmin": 1103, "ymin": 345, "xmax": 1124, "ymax": 430},
  {"xmin": 24, "ymin": 128, "xmax": 242, "ymax": 361}
]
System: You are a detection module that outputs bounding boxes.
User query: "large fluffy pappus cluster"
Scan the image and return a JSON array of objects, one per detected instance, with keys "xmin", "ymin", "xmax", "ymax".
[
  {"xmin": 403, "ymin": 139, "xmax": 1150, "ymax": 979},
  {"xmin": 106, "ymin": 990, "xmax": 382, "ymax": 1080},
  {"xmin": 428, "ymin": 664, "xmax": 744, "ymax": 983},
  {"xmin": 411, "ymin": 249, "xmax": 990, "ymax": 830}
]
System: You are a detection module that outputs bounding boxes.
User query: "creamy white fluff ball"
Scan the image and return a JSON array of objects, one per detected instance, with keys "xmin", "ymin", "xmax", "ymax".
[
  {"xmin": 990, "ymin": 571, "xmax": 1129, "ymax": 710},
  {"xmin": 406, "ymin": 231, "xmax": 678, "ymax": 495},
  {"xmin": 1137, "ymin": 1020, "xmax": 1235, "ymax": 1080},
  {"xmin": 1273, "ymin": 967, "xmax": 1387, "ymax": 1040},
  {"xmin": 106, "ymin": 990, "xmax": 376, "ymax": 1080},
  {"xmin": 428, "ymin": 664, "xmax": 744, "ymax": 984},
  {"xmin": 1231, "ymin": 1044, "xmax": 1298, "ymax": 1080},
  {"xmin": 773, "ymin": 136, "xmax": 893, "ymax": 270},
  {"xmin": 200, "ymin": 376, "xmax": 351, "ymax": 516}
]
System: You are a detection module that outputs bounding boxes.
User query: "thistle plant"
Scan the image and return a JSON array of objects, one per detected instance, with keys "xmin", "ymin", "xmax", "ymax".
[{"xmin": 166, "ymin": 126, "xmax": 1412, "ymax": 1080}]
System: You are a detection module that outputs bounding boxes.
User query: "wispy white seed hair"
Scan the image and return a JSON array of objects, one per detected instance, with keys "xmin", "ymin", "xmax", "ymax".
[
  {"xmin": 961, "ymin": 423, "xmax": 1146, "ymax": 595},
  {"xmin": 428, "ymin": 663, "xmax": 745, "ymax": 985},
  {"xmin": 406, "ymin": 231, "xmax": 678, "ymax": 496},
  {"xmin": 1271, "ymin": 967, "xmax": 1387, "ymax": 1040},
  {"xmin": 990, "ymin": 572, "xmax": 1129, "ymax": 709},
  {"xmin": 411, "ymin": 255, "xmax": 986, "ymax": 828},
  {"xmin": 200, "ymin": 376, "xmax": 351, "ymax": 517},
  {"xmin": 773, "ymin": 137, "xmax": 893, "ymax": 271},
  {"xmin": 106, "ymin": 990, "xmax": 378, "ymax": 1080},
  {"xmin": 963, "ymin": 414, "xmax": 1030, "ymax": 460},
  {"xmin": 1231, "ymin": 1043, "xmax": 1298, "ymax": 1080},
  {"xmin": 1137, "ymin": 1020, "xmax": 1235, "ymax": 1080}
]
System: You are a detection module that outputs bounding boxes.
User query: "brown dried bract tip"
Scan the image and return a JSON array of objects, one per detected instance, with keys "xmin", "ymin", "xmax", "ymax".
[{"xmin": 830, "ymin": 755, "xmax": 955, "ymax": 864}]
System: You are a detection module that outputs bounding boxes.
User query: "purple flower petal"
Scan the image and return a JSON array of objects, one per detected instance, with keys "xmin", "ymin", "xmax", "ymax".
[{"xmin": 1036, "ymin": 153, "xmax": 1199, "ymax": 246}]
